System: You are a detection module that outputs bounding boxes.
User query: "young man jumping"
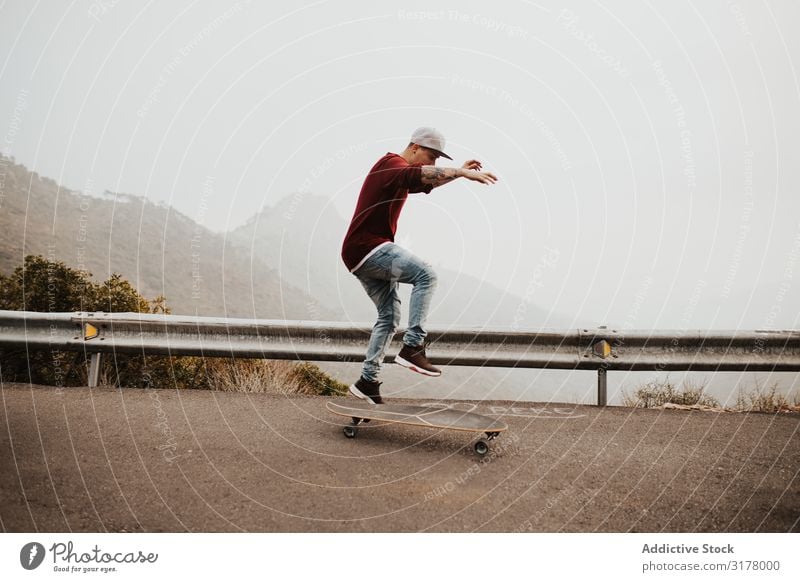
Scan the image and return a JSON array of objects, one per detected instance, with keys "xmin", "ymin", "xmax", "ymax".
[{"xmin": 341, "ymin": 127, "xmax": 498, "ymax": 404}]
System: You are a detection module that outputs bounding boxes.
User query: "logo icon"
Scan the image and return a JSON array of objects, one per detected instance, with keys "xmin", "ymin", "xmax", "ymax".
[{"xmin": 20, "ymin": 542, "xmax": 46, "ymax": 570}]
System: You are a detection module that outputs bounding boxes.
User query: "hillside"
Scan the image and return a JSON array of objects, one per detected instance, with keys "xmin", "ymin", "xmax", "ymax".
[{"xmin": 0, "ymin": 156, "xmax": 334, "ymax": 319}]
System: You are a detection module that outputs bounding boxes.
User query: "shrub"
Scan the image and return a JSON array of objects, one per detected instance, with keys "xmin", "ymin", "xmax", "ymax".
[
  {"xmin": 622, "ymin": 377, "xmax": 720, "ymax": 408},
  {"xmin": 734, "ymin": 380, "xmax": 799, "ymax": 413},
  {"xmin": 204, "ymin": 358, "xmax": 348, "ymax": 396},
  {"xmin": 288, "ymin": 362, "xmax": 349, "ymax": 396}
]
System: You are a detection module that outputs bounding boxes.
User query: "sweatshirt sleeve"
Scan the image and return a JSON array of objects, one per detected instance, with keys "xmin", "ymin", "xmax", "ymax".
[{"xmin": 380, "ymin": 156, "xmax": 434, "ymax": 194}]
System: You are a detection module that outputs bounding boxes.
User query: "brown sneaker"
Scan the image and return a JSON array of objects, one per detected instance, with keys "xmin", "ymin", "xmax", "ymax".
[
  {"xmin": 349, "ymin": 377, "xmax": 383, "ymax": 405},
  {"xmin": 395, "ymin": 343, "xmax": 442, "ymax": 377}
]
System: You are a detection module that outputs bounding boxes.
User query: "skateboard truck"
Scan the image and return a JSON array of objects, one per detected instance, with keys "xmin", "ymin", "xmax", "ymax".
[
  {"xmin": 474, "ymin": 431, "xmax": 501, "ymax": 457},
  {"xmin": 343, "ymin": 416, "xmax": 370, "ymax": 439}
]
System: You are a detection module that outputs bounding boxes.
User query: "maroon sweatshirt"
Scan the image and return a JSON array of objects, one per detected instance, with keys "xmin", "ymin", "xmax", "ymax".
[{"xmin": 341, "ymin": 153, "xmax": 432, "ymax": 272}]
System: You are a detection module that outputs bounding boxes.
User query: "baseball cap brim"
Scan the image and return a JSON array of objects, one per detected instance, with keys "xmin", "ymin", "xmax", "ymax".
[{"xmin": 418, "ymin": 145, "xmax": 452, "ymax": 161}]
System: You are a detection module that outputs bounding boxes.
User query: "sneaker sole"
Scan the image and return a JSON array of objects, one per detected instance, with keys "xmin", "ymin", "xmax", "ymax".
[
  {"xmin": 394, "ymin": 356, "xmax": 442, "ymax": 377},
  {"xmin": 349, "ymin": 383, "xmax": 379, "ymax": 405}
]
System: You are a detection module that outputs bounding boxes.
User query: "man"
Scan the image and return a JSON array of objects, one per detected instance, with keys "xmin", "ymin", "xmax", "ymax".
[{"xmin": 341, "ymin": 127, "xmax": 498, "ymax": 404}]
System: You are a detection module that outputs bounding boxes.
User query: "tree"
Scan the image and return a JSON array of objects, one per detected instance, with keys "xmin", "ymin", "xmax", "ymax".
[
  {"xmin": 0, "ymin": 255, "xmax": 94, "ymax": 312},
  {"xmin": 0, "ymin": 255, "xmax": 205, "ymax": 388}
]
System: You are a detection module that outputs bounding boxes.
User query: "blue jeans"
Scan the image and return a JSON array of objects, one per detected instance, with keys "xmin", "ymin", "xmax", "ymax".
[{"xmin": 353, "ymin": 243, "xmax": 438, "ymax": 383}]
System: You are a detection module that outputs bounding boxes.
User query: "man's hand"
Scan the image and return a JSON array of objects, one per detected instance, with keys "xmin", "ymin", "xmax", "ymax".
[
  {"xmin": 461, "ymin": 168, "xmax": 498, "ymax": 185},
  {"xmin": 461, "ymin": 160, "xmax": 498, "ymax": 184},
  {"xmin": 421, "ymin": 163, "xmax": 499, "ymax": 187}
]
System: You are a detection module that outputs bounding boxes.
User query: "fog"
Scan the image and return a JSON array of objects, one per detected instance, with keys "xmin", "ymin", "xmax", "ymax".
[{"xmin": 1, "ymin": 1, "xmax": 798, "ymax": 401}]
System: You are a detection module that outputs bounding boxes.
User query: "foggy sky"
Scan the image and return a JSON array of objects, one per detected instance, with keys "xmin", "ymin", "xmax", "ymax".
[{"xmin": 1, "ymin": 0, "xmax": 799, "ymax": 329}]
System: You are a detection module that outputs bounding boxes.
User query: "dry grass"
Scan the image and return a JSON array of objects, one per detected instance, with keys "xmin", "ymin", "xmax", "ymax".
[
  {"xmin": 623, "ymin": 377, "xmax": 799, "ymax": 413},
  {"xmin": 621, "ymin": 378, "xmax": 720, "ymax": 409},
  {"xmin": 205, "ymin": 359, "xmax": 348, "ymax": 397},
  {"xmin": 734, "ymin": 380, "xmax": 800, "ymax": 413}
]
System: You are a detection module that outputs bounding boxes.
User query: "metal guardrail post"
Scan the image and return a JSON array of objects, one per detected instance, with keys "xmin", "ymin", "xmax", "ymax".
[
  {"xmin": 597, "ymin": 367, "xmax": 608, "ymax": 407},
  {"xmin": 593, "ymin": 328, "xmax": 610, "ymax": 407},
  {"xmin": 88, "ymin": 353, "xmax": 101, "ymax": 388}
]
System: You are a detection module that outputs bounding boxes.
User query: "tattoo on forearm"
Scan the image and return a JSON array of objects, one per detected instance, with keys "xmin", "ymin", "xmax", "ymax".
[{"xmin": 421, "ymin": 166, "xmax": 460, "ymax": 187}]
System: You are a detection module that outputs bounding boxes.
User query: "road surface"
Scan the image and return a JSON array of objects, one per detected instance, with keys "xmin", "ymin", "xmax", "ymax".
[{"xmin": 1, "ymin": 384, "xmax": 797, "ymax": 532}]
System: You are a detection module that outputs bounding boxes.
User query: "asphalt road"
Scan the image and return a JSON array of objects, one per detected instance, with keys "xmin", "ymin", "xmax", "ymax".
[{"xmin": 1, "ymin": 383, "xmax": 798, "ymax": 532}]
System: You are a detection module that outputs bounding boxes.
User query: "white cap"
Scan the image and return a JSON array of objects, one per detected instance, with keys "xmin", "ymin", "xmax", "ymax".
[{"xmin": 410, "ymin": 127, "xmax": 453, "ymax": 160}]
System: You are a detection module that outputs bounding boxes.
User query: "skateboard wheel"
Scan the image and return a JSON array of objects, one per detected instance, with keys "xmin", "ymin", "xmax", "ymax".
[
  {"xmin": 474, "ymin": 440, "xmax": 489, "ymax": 457},
  {"xmin": 343, "ymin": 426, "xmax": 358, "ymax": 439}
]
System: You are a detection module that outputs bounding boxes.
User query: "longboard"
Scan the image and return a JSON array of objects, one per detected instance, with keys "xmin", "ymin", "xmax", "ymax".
[{"xmin": 326, "ymin": 401, "xmax": 508, "ymax": 456}]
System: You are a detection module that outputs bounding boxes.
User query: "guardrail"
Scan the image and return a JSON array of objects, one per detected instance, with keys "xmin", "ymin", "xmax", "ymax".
[{"xmin": 1, "ymin": 310, "xmax": 798, "ymax": 405}]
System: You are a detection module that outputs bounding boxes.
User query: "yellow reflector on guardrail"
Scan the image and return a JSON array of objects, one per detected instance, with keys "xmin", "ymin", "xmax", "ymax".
[
  {"xmin": 84, "ymin": 323, "xmax": 99, "ymax": 340},
  {"xmin": 593, "ymin": 340, "xmax": 612, "ymax": 359}
]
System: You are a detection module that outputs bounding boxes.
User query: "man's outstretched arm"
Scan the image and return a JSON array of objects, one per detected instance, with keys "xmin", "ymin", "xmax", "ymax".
[{"xmin": 420, "ymin": 160, "xmax": 498, "ymax": 188}]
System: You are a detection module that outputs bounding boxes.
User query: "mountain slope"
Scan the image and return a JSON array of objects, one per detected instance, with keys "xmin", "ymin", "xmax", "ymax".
[{"xmin": 0, "ymin": 157, "xmax": 334, "ymax": 319}]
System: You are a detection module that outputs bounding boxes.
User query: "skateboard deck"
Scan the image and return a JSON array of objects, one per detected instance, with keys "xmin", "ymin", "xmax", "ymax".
[{"xmin": 326, "ymin": 401, "xmax": 508, "ymax": 456}]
